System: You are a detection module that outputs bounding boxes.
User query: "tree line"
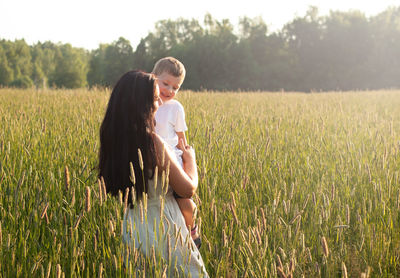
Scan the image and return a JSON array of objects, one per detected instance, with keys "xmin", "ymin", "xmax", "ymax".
[{"xmin": 1, "ymin": 7, "xmax": 400, "ymax": 91}]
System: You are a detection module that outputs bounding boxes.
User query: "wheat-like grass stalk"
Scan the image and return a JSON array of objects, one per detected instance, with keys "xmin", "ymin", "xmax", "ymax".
[
  {"xmin": 230, "ymin": 192, "xmax": 236, "ymax": 208},
  {"xmin": 154, "ymin": 166, "xmax": 158, "ymax": 192},
  {"xmin": 97, "ymin": 179, "xmax": 103, "ymax": 205},
  {"xmin": 85, "ymin": 186, "xmax": 91, "ymax": 213},
  {"xmin": 277, "ymin": 266, "xmax": 287, "ymax": 278},
  {"xmin": 70, "ymin": 187, "xmax": 75, "ymax": 206},
  {"xmin": 113, "ymin": 254, "xmax": 118, "ymax": 270},
  {"xmin": 109, "ymin": 220, "xmax": 115, "ymax": 236},
  {"xmin": 162, "ymin": 265, "xmax": 167, "ymax": 278},
  {"xmin": 3, "ymin": 89, "xmax": 400, "ymax": 276},
  {"xmin": 56, "ymin": 264, "xmax": 61, "ymax": 278},
  {"xmin": 98, "ymin": 262, "xmax": 103, "ymax": 278},
  {"xmin": 46, "ymin": 262, "xmax": 51, "ymax": 278},
  {"xmin": 341, "ymin": 262, "xmax": 348, "ymax": 278},
  {"xmin": 73, "ymin": 213, "xmax": 83, "ymax": 230},
  {"xmin": 64, "ymin": 166, "xmax": 70, "ymax": 191},
  {"xmin": 40, "ymin": 202, "xmax": 49, "ymax": 219},
  {"xmin": 321, "ymin": 236, "xmax": 329, "ymax": 257},
  {"xmin": 138, "ymin": 149, "xmax": 144, "ymax": 171},
  {"xmin": 230, "ymin": 203, "xmax": 239, "ymax": 225},
  {"xmin": 278, "ymin": 247, "xmax": 286, "ymax": 260},
  {"xmin": 130, "ymin": 186, "xmax": 136, "ymax": 205},
  {"xmin": 124, "ymin": 187, "xmax": 129, "ymax": 212},
  {"xmin": 101, "ymin": 176, "xmax": 107, "ymax": 201},
  {"xmin": 129, "ymin": 162, "xmax": 136, "ymax": 185}
]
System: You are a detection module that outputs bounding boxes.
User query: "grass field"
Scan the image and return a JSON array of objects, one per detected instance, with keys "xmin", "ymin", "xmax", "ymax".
[{"xmin": 1, "ymin": 88, "xmax": 400, "ymax": 277}]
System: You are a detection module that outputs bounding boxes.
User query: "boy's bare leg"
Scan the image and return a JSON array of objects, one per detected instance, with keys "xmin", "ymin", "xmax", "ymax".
[{"xmin": 175, "ymin": 198, "xmax": 199, "ymax": 238}]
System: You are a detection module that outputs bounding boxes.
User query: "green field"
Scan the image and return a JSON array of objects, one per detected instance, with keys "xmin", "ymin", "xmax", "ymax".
[{"xmin": 1, "ymin": 88, "xmax": 400, "ymax": 277}]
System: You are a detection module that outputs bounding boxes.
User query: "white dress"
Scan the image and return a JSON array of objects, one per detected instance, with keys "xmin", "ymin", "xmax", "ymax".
[{"xmin": 123, "ymin": 176, "xmax": 208, "ymax": 277}]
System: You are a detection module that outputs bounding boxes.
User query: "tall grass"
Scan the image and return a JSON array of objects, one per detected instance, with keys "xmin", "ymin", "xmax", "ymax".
[{"xmin": 0, "ymin": 88, "xmax": 399, "ymax": 277}]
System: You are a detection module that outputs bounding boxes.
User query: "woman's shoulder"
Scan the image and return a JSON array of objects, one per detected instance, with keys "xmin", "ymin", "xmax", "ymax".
[
  {"xmin": 152, "ymin": 132, "xmax": 169, "ymax": 152},
  {"xmin": 152, "ymin": 132, "xmax": 164, "ymax": 143}
]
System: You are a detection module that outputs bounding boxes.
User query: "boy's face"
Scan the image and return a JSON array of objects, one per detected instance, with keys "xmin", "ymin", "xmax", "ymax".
[
  {"xmin": 153, "ymin": 84, "xmax": 162, "ymax": 111},
  {"xmin": 156, "ymin": 72, "xmax": 183, "ymax": 103}
]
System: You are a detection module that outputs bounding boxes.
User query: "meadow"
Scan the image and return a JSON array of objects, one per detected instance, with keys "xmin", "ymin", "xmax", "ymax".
[{"xmin": 0, "ymin": 88, "xmax": 400, "ymax": 277}]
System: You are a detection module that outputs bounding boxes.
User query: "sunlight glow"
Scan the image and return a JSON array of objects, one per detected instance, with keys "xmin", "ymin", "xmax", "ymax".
[{"xmin": 0, "ymin": 0, "xmax": 398, "ymax": 49}]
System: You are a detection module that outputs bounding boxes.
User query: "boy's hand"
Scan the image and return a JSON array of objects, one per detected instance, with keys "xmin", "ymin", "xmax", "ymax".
[
  {"xmin": 179, "ymin": 138, "xmax": 196, "ymax": 162},
  {"xmin": 177, "ymin": 138, "xmax": 186, "ymax": 151}
]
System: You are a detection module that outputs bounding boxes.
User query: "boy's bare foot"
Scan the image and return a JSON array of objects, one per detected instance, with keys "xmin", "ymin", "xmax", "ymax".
[{"xmin": 191, "ymin": 224, "xmax": 201, "ymax": 249}]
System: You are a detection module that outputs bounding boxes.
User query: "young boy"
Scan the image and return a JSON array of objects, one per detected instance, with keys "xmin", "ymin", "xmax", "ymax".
[{"xmin": 152, "ymin": 57, "xmax": 201, "ymax": 248}]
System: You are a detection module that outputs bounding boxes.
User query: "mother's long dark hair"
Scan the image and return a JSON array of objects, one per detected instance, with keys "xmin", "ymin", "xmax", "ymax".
[{"xmin": 99, "ymin": 70, "xmax": 158, "ymax": 202}]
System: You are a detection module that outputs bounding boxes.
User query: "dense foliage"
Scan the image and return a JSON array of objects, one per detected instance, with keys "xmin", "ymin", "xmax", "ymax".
[{"xmin": 1, "ymin": 7, "xmax": 400, "ymax": 91}]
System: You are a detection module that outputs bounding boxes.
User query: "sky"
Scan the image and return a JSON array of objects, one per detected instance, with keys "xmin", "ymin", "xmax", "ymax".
[{"xmin": 1, "ymin": 0, "xmax": 399, "ymax": 50}]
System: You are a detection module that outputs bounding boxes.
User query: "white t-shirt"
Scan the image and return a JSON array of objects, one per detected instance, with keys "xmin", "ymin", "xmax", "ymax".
[{"xmin": 155, "ymin": 99, "xmax": 188, "ymax": 164}]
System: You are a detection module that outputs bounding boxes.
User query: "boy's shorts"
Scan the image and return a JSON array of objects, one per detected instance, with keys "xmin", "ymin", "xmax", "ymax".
[
  {"xmin": 173, "ymin": 191, "xmax": 195, "ymax": 200},
  {"xmin": 173, "ymin": 191, "xmax": 184, "ymax": 199}
]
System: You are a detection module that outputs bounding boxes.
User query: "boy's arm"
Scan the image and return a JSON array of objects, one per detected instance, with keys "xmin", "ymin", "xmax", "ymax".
[
  {"xmin": 153, "ymin": 134, "xmax": 197, "ymax": 198},
  {"xmin": 174, "ymin": 102, "xmax": 188, "ymax": 147},
  {"xmin": 176, "ymin": 131, "xmax": 187, "ymax": 147}
]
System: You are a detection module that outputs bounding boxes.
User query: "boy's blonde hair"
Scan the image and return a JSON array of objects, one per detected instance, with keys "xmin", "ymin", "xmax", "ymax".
[{"xmin": 152, "ymin": 57, "xmax": 186, "ymax": 79}]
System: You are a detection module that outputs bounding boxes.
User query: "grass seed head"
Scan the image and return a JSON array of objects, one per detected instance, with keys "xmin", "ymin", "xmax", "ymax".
[
  {"xmin": 109, "ymin": 220, "xmax": 115, "ymax": 236},
  {"xmin": 276, "ymin": 266, "xmax": 287, "ymax": 278},
  {"xmin": 283, "ymin": 200, "xmax": 288, "ymax": 215},
  {"xmin": 306, "ymin": 247, "xmax": 312, "ymax": 262},
  {"xmin": 154, "ymin": 166, "xmax": 158, "ymax": 190},
  {"xmin": 97, "ymin": 179, "xmax": 103, "ymax": 205},
  {"xmin": 94, "ymin": 234, "xmax": 97, "ymax": 251},
  {"xmin": 129, "ymin": 162, "xmax": 136, "ymax": 185},
  {"xmin": 137, "ymin": 149, "xmax": 144, "ymax": 171},
  {"xmin": 289, "ymin": 182, "xmax": 294, "ymax": 200},
  {"xmin": 64, "ymin": 166, "xmax": 70, "ymax": 191},
  {"xmin": 230, "ymin": 203, "xmax": 239, "ymax": 224},
  {"xmin": 230, "ymin": 191, "xmax": 237, "ymax": 207},
  {"xmin": 70, "ymin": 187, "xmax": 75, "ymax": 206},
  {"xmin": 124, "ymin": 187, "xmax": 129, "ymax": 210},
  {"xmin": 302, "ymin": 194, "xmax": 310, "ymax": 210},
  {"xmin": 46, "ymin": 262, "xmax": 52, "ymax": 278},
  {"xmin": 40, "ymin": 203, "xmax": 49, "ymax": 219},
  {"xmin": 74, "ymin": 213, "xmax": 82, "ymax": 230},
  {"xmin": 321, "ymin": 236, "xmax": 329, "ymax": 257},
  {"xmin": 278, "ymin": 247, "xmax": 286, "ymax": 260},
  {"xmin": 101, "ymin": 176, "xmax": 107, "ymax": 201},
  {"xmin": 162, "ymin": 266, "xmax": 167, "ymax": 278},
  {"xmin": 98, "ymin": 262, "xmax": 103, "ymax": 278},
  {"xmin": 341, "ymin": 262, "xmax": 348, "ymax": 278},
  {"xmin": 56, "ymin": 264, "xmax": 61, "ymax": 278},
  {"xmin": 113, "ymin": 255, "xmax": 118, "ymax": 270},
  {"xmin": 118, "ymin": 190, "xmax": 123, "ymax": 205},
  {"xmin": 289, "ymin": 252, "xmax": 296, "ymax": 273},
  {"xmin": 85, "ymin": 186, "xmax": 91, "ymax": 213}
]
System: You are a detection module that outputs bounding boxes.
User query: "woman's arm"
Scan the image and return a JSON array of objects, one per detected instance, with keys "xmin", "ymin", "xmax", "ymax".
[
  {"xmin": 179, "ymin": 139, "xmax": 198, "ymax": 186},
  {"xmin": 153, "ymin": 134, "xmax": 198, "ymax": 198}
]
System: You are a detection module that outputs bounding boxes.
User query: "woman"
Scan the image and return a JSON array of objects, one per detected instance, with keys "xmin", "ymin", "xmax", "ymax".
[{"xmin": 99, "ymin": 70, "xmax": 208, "ymax": 277}]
